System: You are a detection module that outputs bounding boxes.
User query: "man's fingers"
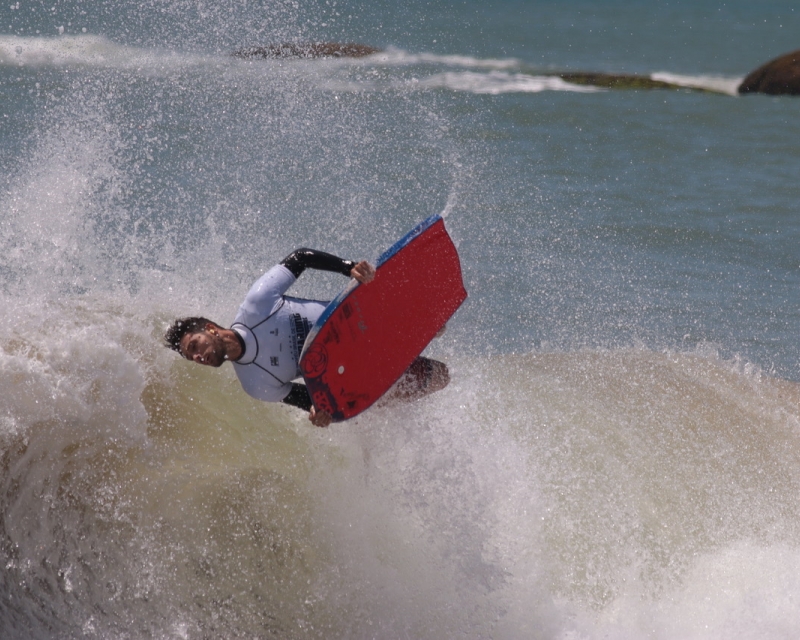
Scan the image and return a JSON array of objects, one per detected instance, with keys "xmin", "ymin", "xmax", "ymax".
[
  {"xmin": 352, "ymin": 261, "xmax": 375, "ymax": 284},
  {"xmin": 309, "ymin": 406, "xmax": 332, "ymax": 427}
]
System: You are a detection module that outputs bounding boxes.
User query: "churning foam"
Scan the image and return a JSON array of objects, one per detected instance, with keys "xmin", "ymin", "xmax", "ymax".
[
  {"xmin": 651, "ymin": 71, "xmax": 743, "ymax": 96},
  {"xmin": 418, "ymin": 70, "xmax": 602, "ymax": 94},
  {"xmin": 0, "ymin": 34, "xmax": 213, "ymax": 70}
]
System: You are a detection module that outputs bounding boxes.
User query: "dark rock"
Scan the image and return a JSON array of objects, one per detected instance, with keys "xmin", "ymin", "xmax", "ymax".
[
  {"xmin": 738, "ymin": 49, "xmax": 800, "ymax": 95},
  {"xmin": 557, "ymin": 72, "xmax": 682, "ymax": 91},
  {"xmin": 231, "ymin": 42, "xmax": 381, "ymax": 60}
]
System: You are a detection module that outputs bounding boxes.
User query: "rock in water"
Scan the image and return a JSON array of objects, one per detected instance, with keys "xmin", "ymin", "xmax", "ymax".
[
  {"xmin": 558, "ymin": 73, "xmax": 684, "ymax": 91},
  {"xmin": 231, "ymin": 42, "xmax": 381, "ymax": 60},
  {"xmin": 739, "ymin": 49, "xmax": 800, "ymax": 95}
]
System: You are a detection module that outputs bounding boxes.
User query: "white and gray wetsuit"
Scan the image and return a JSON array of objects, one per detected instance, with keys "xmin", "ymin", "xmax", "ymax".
[
  {"xmin": 230, "ymin": 249, "xmax": 356, "ymax": 406},
  {"xmin": 231, "ymin": 265, "xmax": 327, "ymax": 402}
]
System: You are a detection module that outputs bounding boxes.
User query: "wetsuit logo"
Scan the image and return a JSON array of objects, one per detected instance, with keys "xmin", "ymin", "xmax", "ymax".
[{"xmin": 290, "ymin": 313, "xmax": 312, "ymax": 359}]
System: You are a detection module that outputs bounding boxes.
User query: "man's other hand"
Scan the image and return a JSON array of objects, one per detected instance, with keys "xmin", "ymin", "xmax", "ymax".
[
  {"xmin": 309, "ymin": 406, "xmax": 333, "ymax": 427},
  {"xmin": 351, "ymin": 261, "xmax": 375, "ymax": 284}
]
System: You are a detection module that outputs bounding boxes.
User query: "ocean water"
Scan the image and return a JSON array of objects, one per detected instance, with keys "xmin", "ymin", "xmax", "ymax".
[{"xmin": 2, "ymin": 0, "xmax": 800, "ymax": 637}]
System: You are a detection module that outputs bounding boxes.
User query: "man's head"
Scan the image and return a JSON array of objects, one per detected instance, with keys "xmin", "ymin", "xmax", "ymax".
[{"xmin": 164, "ymin": 317, "xmax": 228, "ymax": 367}]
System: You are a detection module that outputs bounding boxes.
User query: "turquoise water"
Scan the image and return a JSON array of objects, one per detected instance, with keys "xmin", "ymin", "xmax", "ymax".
[{"xmin": 2, "ymin": 1, "xmax": 800, "ymax": 638}]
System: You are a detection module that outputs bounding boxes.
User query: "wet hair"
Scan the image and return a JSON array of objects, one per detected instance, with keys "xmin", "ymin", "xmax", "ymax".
[{"xmin": 164, "ymin": 317, "xmax": 215, "ymax": 354}]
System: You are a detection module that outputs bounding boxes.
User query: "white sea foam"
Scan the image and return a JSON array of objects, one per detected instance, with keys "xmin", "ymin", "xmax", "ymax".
[
  {"xmin": 0, "ymin": 307, "xmax": 150, "ymax": 442},
  {"xmin": 0, "ymin": 34, "xmax": 131, "ymax": 67},
  {"xmin": 323, "ymin": 70, "xmax": 603, "ymax": 95},
  {"xmin": 417, "ymin": 70, "xmax": 603, "ymax": 94},
  {"xmin": 367, "ymin": 47, "xmax": 521, "ymax": 70},
  {"xmin": 0, "ymin": 34, "xmax": 210, "ymax": 70},
  {"xmin": 652, "ymin": 71, "xmax": 743, "ymax": 96},
  {"xmin": 292, "ymin": 348, "xmax": 800, "ymax": 637}
]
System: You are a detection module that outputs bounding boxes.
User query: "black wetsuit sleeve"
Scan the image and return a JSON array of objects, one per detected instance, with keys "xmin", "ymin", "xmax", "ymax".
[
  {"xmin": 281, "ymin": 248, "xmax": 356, "ymax": 279},
  {"xmin": 282, "ymin": 383, "xmax": 313, "ymax": 412}
]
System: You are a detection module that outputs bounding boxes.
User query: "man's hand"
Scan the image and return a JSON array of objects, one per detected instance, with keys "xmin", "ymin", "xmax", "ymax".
[
  {"xmin": 350, "ymin": 261, "xmax": 375, "ymax": 284},
  {"xmin": 309, "ymin": 406, "xmax": 332, "ymax": 427}
]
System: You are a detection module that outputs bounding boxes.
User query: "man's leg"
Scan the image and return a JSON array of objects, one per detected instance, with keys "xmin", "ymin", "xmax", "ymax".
[{"xmin": 385, "ymin": 356, "xmax": 450, "ymax": 403}]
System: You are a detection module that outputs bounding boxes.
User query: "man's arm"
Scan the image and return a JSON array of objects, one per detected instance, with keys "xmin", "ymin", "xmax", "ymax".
[
  {"xmin": 281, "ymin": 248, "xmax": 375, "ymax": 283},
  {"xmin": 282, "ymin": 383, "xmax": 333, "ymax": 427},
  {"xmin": 282, "ymin": 383, "xmax": 312, "ymax": 411},
  {"xmin": 281, "ymin": 248, "xmax": 355, "ymax": 278}
]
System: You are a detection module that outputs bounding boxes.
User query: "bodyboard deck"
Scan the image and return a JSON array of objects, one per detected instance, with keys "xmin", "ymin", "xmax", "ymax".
[{"xmin": 299, "ymin": 215, "xmax": 467, "ymax": 422}]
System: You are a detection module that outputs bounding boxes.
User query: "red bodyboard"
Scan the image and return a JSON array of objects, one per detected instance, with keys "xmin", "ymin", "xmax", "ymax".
[{"xmin": 299, "ymin": 215, "xmax": 467, "ymax": 422}]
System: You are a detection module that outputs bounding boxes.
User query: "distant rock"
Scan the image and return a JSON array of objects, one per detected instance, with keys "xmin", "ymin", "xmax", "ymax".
[
  {"xmin": 557, "ymin": 72, "xmax": 683, "ymax": 91},
  {"xmin": 231, "ymin": 42, "xmax": 381, "ymax": 60},
  {"xmin": 738, "ymin": 49, "xmax": 800, "ymax": 95}
]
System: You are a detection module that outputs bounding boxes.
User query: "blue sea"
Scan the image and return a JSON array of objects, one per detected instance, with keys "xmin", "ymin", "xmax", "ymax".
[{"xmin": 2, "ymin": 1, "xmax": 800, "ymax": 637}]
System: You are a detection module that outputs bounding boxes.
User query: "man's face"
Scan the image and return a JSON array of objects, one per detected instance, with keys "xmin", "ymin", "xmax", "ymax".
[{"xmin": 179, "ymin": 326, "xmax": 226, "ymax": 367}]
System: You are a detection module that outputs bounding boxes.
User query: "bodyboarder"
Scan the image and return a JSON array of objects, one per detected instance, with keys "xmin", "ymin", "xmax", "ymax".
[{"xmin": 164, "ymin": 248, "xmax": 449, "ymax": 427}]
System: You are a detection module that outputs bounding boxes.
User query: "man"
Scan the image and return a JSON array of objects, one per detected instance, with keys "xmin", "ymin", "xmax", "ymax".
[{"xmin": 165, "ymin": 248, "xmax": 449, "ymax": 427}]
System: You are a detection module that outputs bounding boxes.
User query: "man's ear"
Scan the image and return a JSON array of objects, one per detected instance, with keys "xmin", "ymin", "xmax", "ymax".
[{"xmin": 204, "ymin": 322, "xmax": 218, "ymax": 336}]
